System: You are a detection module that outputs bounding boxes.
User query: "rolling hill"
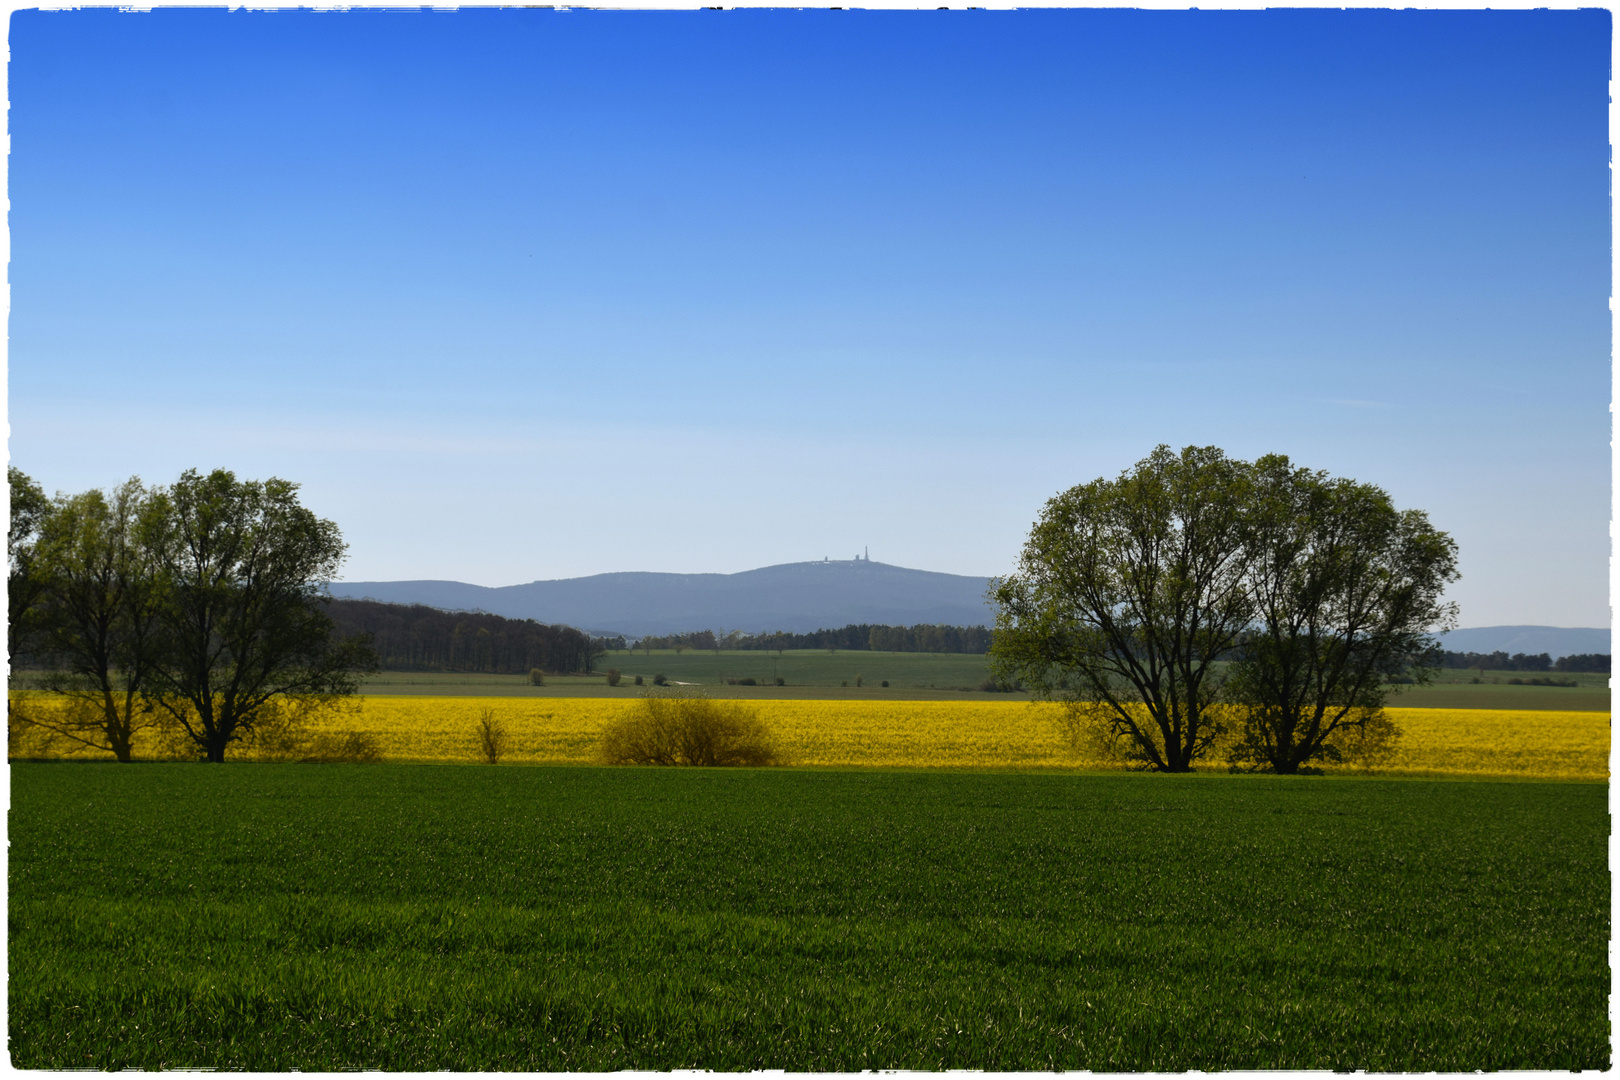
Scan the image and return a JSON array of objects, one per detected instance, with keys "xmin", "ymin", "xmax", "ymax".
[
  {"xmin": 1437, "ymin": 625, "xmax": 1610, "ymax": 660},
  {"xmin": 328, "ymin": 561, "xmax": 1609, "ymax": 659},
  {"xmin": 327, "ymin": 559, "xmax": 997, "ymax": 638}
]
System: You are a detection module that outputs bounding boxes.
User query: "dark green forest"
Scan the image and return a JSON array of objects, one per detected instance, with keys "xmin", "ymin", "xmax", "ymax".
[
  {"xmin": 1438, "ymin": 650, "xmax": 1610, "ymax": 673},
  {"xmin": 328, "ymin": 597, "xmax": 1608, "ymax": 675},
  {"xmin": 636, "ymin": 623, "xmax": 992, "ymax": 655},
  {"xmin": 327, "ymin": 599, "xmax": 605, "ymax": 674}
]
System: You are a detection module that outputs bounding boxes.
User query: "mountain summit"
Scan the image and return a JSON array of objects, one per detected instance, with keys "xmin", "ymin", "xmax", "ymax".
[{"xmin": 327, "ymin": 559, "xmax": 997, "ymax": 638}]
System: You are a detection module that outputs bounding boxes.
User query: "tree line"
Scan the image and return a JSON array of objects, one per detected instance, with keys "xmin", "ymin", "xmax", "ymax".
[
  {"xmin": 329, "ymin": 598, "xmax": 606, "ymax": 674},
  {"xmin": 993, "ymin": 446, "xmax": 1459, "ymax": 775},
  {"xmin": 1435, "ymin": 650, "xmax": 1609, "ymax": 674},
  {"xmin": 9, "ymin": 467, "xmax": 376, "ymax": 763},
  {"xmin": 632, "ymin": 623, "xmax": 992, "ymax": 654}
]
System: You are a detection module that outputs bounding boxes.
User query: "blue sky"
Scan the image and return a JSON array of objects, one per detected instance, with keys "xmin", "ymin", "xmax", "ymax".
[{"xmin": 8, "ymin": 8, "xmax": 1611, "ymax": 627}]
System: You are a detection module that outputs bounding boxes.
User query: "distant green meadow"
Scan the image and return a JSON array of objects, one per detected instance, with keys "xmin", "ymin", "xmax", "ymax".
[
  {"xmin": 18, "ymin": 648, "xmax": 1602, "ymax": 709},
  {"xmin": 349, "ymin": 650, "xmax": 1611, "ymax": 711},
  {"xmin": 367, "ymin": 648, "xmax": 1002, "ymax": 697},
  {"xmin": 10, "ymin": 764, "xmax": 1608, "ymax": 1070}
]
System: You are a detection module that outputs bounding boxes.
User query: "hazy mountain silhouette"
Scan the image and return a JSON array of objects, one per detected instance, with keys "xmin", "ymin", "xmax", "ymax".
[
  {"xmin": 327, "ymin": 559, "xmax": 996, "ymax": 638},
  {"xmin": 328, "ymin": 562, "xmax": 1608, "ymax": 656},
  {"xmin": 1438, "ymin": 625, "xmax": 1609, "ymax": 659}
]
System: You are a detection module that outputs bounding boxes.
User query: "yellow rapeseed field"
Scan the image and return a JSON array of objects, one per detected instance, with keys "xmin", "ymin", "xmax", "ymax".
[
  {"xmin": 11, "ymin": 695, "xmax": 1608, "ymax": 780},
  {"xmin": 296, "ymin": 697, "xmax": 1089, "ymax": 770}
]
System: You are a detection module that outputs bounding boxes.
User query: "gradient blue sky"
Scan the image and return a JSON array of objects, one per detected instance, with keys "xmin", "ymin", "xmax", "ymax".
[{"xmin": 8, "ymin": 8, "xmax": 1611, "ymax": 627}]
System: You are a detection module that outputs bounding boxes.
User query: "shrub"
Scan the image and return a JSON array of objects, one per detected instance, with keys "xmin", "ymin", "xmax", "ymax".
[
  {"xmin": 725, "ymin": 677, "xmax": 757, "ymax": 686},
  {"xmin": 528, "ymin": 669, "xmax": 545, "ymax": 687},
  {"xmin": 855, "ymin": 674, "xmax": 863, "ymax": 687},
  {"xmin": 634, "ymin": 675, "xmax": 644, "ymax": 686},
  {"xmin": 605, "ymin": 668, "xmax": 621, "ymax": 687},
  {"xmin": 598, "ymin": 692, "xmax": 783, "ymax": 767},
  {"xmin": 236, "ymin": 696, "xmax": 369, "ymax": 763},
  {"xmin": 299, "ymin": 731, "xmax": 383, "ymax": 764},
  {"xmin": 774, "ymin": 676, "xmax": 785, "ymax": 686},
  {"xmin": 476, "ymin": 708, "xmax": 508, "ymax": 764},
  {"xmin": 652, "ymin": 674, "xmax": 667, "ymax": 686},
  {"xmin": 881, "ymin": 680, "xmax": 889, "ymax": 687}
]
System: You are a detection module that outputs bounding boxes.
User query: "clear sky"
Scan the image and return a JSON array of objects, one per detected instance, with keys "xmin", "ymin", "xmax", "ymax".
[{"xmin": 8, "ymin": 7, "xmax": 1611, "ymax": 627}]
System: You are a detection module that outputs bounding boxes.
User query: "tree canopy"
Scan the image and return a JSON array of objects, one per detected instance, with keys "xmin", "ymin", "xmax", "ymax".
[
  {"xmin": 991, "ymin": 445, "xmax": 1254, "ymax": 772},
  {"xmin": 8, "ymin": 466, "xmax": 50, "ymax": 662},
  {"xmin": 26, "ymin": 480, "xmax": 166, "ymax": 761},
  {"xmin": 10, "ymin": 468, "xmax": 376, "ymax": 762},
  {"xmin": 1224, "ymin": 455, "xmax": 1458, "ymax": 774},
  {"xmin": 991, "ymin": 446, "xmax": 1459, "ymax": 774}
]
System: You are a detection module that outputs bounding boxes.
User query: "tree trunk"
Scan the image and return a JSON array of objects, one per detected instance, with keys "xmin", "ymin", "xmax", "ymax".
[
  {"xmin": 1161, "ymin": 739, "xmax": 1193, "ymax": 772},
  {"xmin": 1161, "ymin": 710, "xmax": 1196, "ymax": 772},
  {"xmin": 101, "ymin": 693, "xmax": 134, "ymax": 763},
  {"xmin": 205, "ymin": 737, "xmax": 229, "ymax": 763}
]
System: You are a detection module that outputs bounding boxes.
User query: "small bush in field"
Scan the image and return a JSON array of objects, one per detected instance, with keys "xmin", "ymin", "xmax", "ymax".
[
  {"xmin": 652, "ymin": 674, "xmax": 667, "ymax": 686},
  {"xmin": 300, "ymin": 731, "xmax": 383, "ymax": 764},
  {"xmin": 599, "ymin": 692, "xmax": 783, "ymax": 767},
  {"xmin": 477, "ymin": 708, "xmax": 508, "ymax": 764},
  {"xmin": 528, "ymin": 669, "xmax": 545, "ymax": 687},
  {"xmin": 634, "ymin": 675, "xmax": 644, "ymax": 685},
  {"xmin": 605, "ymin": 668, "xmax": 621, "ymax": 687},
  {"xmin": 774, "ymin": 676, "xmax": 785, "ymax": 686}
]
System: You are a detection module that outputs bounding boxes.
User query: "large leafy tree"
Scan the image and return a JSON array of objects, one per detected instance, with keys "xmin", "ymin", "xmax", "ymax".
[
  {"xmin": 8, "ymin": 467, "xmax": 52, "ymax": 661},
  {"xmin": 9, "ymin": 468, "xmax": 54, "ymax": 758},
  {"xmin": 143, "ymin": 469, "xmax": 377, "ymax": 762},
  {"xmin": 990, "ymin": 445, "xmax": 1254, "ymax": 772},
  {"xmin": 28, "ymin": 480, "xmax": 167, "ymax": 762},
  {"xmin": 1224, "ymin": 455, "xmax": 1459, "ymax": 774}
]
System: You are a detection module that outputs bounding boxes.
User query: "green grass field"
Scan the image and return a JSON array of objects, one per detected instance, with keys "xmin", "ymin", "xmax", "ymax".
[
  {"xmin": 1386, "ymin": 666, "xmax": 1609, "ymax": 711},
  {"xmin": 17, "ymin": 652, "xmax": 1608, "ymax": 709},
  {"xmin": 10, "ymin": 763, "xmax": 1608, "ymax": 1070},
  {"xmin": 359, "ymin": 648, "xmax": 1008, "ymax": 699},
  {"xmin": 353, "ymin": 653, "xmax": 1611, "ymax": 710}
]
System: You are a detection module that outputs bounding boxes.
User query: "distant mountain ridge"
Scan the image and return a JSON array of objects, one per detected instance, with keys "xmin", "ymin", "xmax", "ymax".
[
  {"xmin": 328, "ymin": 563, "xmax": 1608, "ymax": 657},
  {"xmin": 1437, "ymin": 625, "xmax": 1610, "ymax": 660},
  {"xmin": 327, "ymin": 559, "xmax": 997, "ymax": 638}
]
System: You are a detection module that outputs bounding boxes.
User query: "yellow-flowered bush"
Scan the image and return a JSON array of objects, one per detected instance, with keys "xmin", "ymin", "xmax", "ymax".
[{"xmin": 9, "ymin": 693, "xmax": 1608, "ymax": 780}]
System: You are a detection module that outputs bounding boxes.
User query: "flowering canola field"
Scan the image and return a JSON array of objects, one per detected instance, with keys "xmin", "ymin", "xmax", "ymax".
[
  {"xmin": 307, "ymin": 697, "xmax": 1605, "ymax": 780},
  {"xmin": 13, "ymin": 694, "xmax": 1607, "ymax": 779}
]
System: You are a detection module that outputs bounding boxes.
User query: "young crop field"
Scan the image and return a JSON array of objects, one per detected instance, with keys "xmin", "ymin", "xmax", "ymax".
[
  {"xmin": 1387, "ymin": 668, "xmax": 1610, "ymax": 712},
  {"xmin": 15, "ymin": 696, "xmax": 1608, "ymax": 781},
  {"xmin": 9, "ymin": 764, "xmax": 1607, "ymax": 1071},
  {"xmin": 344, "ymin": 657, "xmax": 1612, "ymax": 712},
  {"xmin": 358, "ymin": 648, "xmax": 1005, "ymax": 697}
]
